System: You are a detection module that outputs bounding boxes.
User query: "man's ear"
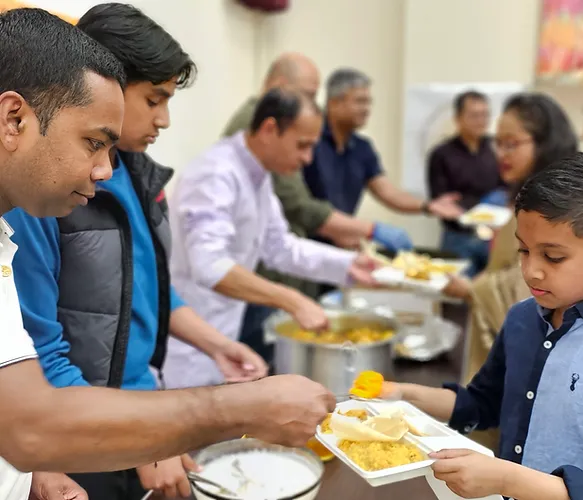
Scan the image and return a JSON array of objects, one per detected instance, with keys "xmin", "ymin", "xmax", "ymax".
[{"xmin": 0, "ymin": 91, "xmax": 31, "ymax": 152}]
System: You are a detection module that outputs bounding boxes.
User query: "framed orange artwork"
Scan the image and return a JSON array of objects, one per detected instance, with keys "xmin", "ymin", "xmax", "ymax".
[
  {"xmin": 536, "ymin": 0, "xmax": 583, "ymax": 83},
  {"xmin": 0, "ymin": 0, "xmax": 78, "ymax": 24}
]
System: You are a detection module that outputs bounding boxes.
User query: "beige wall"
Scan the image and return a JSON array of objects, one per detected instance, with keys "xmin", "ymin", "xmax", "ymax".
[
  {"xmin": 28, "ymin": 0, "xmax": 578, "ymax": 249},
  {"xmin": 258, "ymin": 0, "xmax": 543, "ymax": 247},
  {"xmin": 28, "ymin": 0, "xmax": 260, "ymax": 193},
  {"xmin": 384, "ymin": 0, "xmax": 542, "ymax": 247},
  {"xmin": 139, "ymin": 0, "xmax": 259, "ymax": 191}
]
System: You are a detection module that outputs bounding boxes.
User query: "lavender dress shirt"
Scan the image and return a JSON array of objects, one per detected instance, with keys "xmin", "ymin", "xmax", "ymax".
[{"xmin": 164, "ymin": 132, "xmax": 356, "ymax": 388}]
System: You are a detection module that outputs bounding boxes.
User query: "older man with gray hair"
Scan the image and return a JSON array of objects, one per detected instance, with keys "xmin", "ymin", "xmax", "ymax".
[{"xmin": 303, "ymin": 68, "xmax": 463, "ymax": 226}]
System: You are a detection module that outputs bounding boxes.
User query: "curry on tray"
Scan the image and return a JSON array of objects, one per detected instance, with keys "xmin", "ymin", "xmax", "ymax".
[{"xmin": 285, "ymin": 327, "xmax": 395, "ymax": 345}]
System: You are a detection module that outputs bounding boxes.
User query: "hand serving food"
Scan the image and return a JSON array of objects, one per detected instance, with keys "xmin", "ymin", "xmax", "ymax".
[{"xmin": 348, "ymin": 252, "xmax": 379, "ymax": 287}]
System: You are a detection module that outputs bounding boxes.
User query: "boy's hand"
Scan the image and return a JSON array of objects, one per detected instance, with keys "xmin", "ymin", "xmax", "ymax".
[
  {"xmin": 430, "ymin": 449, "xmax": 509, "ymax": 498},
  {"xmin": 137, "ymin": 454, "xmax": 200, "ymax": 498},
  {"xmin": 30, "ymin": 472, "xmax": 88, "ymax": 500}
]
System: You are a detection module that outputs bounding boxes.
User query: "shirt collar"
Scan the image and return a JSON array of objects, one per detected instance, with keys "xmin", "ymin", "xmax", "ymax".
[
  {"xmin": 0, "ymin": 217, "xmax": 14, "ymax": 238},
  {"xmin": 453, "ymin": 135, "xmax": 490, "ymax": 154},
  {"xmin": 323, "ymin": 119, "xmax": 356, "ymax": 151},
  {"xmin": 537, "ymin": 302, "xmax": 583, "ymax": 325},
  {"xmin": 233, "ymin": 131, "xmax": 268, "ymax": 187}
]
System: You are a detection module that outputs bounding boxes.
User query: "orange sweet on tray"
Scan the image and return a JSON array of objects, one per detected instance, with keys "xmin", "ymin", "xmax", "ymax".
[{"xmin": 349, "ymin": 371, "xmax": 384, "ymax": 399}]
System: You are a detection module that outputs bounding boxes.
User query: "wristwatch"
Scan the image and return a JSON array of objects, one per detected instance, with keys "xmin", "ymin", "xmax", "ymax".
[{"xmin": 420, "ymin": 201, "xmax": 431, "ymax": 216}]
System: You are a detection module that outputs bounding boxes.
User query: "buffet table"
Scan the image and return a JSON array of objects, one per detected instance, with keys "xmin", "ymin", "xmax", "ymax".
[{"xmin": 319, "ymin": 459, "xmax": 437, "ymax": 499}]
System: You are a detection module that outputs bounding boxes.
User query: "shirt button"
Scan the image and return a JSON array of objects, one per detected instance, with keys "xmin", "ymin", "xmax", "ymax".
[
  {"xmin": 514, "ymin": 445, "xmax": 522, "ymax": 454},
  {"xmin": 543, "ymin": 340, "xmax": 553, "ymax": 349},
  {"xmin": 526, "ymin": 391, "xmax": 535, "ymax": 400}
]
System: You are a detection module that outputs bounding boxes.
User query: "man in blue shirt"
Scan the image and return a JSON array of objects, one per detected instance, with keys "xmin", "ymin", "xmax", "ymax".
[
  {"xmin": 303, "ymin": 68, "xmax": 463, "ymax": 227},
  {"xmin": 381, "ymin": 156, "xmax": 583, "ymax": 499},
  {"xmin": 5, "ymin": 4, "xmax": 267, "ymax": 499}
]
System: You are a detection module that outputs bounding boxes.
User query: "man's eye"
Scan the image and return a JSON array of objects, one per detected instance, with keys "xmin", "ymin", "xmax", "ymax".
[{"xmin": 87, "ymin": 139, "xmax": 105, "ymax": 152}]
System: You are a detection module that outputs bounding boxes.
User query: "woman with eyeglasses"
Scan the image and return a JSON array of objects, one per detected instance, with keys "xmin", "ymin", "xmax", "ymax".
[{"xmin": 441, "ymin": 92, "xmax": 579, "ymax": 449}]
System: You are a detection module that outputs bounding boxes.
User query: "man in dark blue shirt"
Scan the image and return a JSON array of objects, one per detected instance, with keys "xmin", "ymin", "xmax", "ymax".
[
  {"xmin": 303, "ymin": 68, "xmax": 463, "ymax": 228},
  {"xmin": 381, "ymin": 156, "xmax": 583, "ymax": 499}
]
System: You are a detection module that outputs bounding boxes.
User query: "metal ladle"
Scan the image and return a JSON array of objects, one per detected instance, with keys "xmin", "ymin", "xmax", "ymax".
[{"xmin": 187, "ymin": 470, "xmax": 240, "ymax": 497}]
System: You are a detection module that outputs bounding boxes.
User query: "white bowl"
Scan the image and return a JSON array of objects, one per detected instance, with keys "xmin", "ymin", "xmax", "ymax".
[{"xmin": 191, "ymin": 438, "xmax": 323, "ymax": 500}]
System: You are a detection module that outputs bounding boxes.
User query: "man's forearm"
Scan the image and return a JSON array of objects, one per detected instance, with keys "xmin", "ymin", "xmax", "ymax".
[
  {"xmin": 317, "ymin": 211, "xmax": 374, "ymax": 249},
  {"xmin": 169, "ymin": 306, "xmax": 228, "ymax": 357},
  {"xmin": 369, "ymin": 176, "xmax": 424, "ymax": 214},
  {"xmin": 214, "ymin": 264, "xmax": 303, "ymax": 313},
  {"xmin": 375, "ymin": 188, "xmax": 424, "ymax": 213},
  {"xmin": 0, "ymin": 361, "xmax": 252, "ymax": 473}
]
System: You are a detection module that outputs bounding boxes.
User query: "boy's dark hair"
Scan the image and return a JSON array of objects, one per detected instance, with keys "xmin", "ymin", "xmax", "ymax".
[
  {"xmin": 250, "ymin": 88, "xmax": 321, "ymax": 135},
  {"xmin": 516, "ymin": 153, "xmax": 583, "ymax": 237},
  {"xmin": 0, "ymin": 8, "xmax": 126, "ymax": 135},
  {"xmin": 77, "ymin": 3, "xmax": 196, "ymax": 88},
  {"xmin": 454, "ymin": 90, "xmax": 488, "ymax": 116},
  {"xmin": 504, "ymin": 93, "xmax": 578, "ymax": 196}
]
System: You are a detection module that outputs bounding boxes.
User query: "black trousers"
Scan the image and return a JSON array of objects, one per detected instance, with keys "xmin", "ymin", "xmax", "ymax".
[{"xmin": 68, "ymin": 469, "xmax": 147, "ymax": 500}]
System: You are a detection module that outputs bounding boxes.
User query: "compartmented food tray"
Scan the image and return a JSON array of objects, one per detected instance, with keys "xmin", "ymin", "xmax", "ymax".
[{"xmin": 316, "ymin": 400, "xmax": 493, "ymax": 488}]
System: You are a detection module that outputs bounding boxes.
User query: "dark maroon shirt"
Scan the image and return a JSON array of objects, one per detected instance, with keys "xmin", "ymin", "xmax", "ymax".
[{"xmin": 427, "ymin": 136, "xmax": 504, "ymax": 232}]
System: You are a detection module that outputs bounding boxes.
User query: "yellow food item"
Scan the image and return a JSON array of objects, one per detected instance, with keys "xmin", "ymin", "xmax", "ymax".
[
  {"xmin": 322, "ymin": 409, "xmax": 369, "ymax": 434},
  {"xmin": 467, "ymin": 211, "xmax": 495, "ymax": 223},
  {"xmin": 306, "ymin": 437, "xmax": 335, "ymax": 462},
  {"xmin": 321, "ymin": 414, "xmax": 333, "ymax": 433},
  {"xmin": 392, "ymin": 251, "xmax": 451, "ymax": 281},
  {"xmin": 342, "ymin": 409, "xmax": 370, "ymax": 421},
  {"xmin": 337, "ymin": 440, "xmax": 425, "ymax": 471},
  {"xmin": 288, "ymin": 327, "xmax": 395, "ymax": 345},
  {"xmin": 405, "ymin": 264, "xmax": 431, "ymax": 281},
  {"xmin": 428, "ymin": 261, "xmax": 459, "ymax": 274},
  {"xmin": 350, "ymin": 371, "xmax": 384, "ymax": 399}
]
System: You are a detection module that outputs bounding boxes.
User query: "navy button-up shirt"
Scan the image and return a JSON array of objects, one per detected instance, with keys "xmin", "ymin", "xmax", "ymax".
[
  {"xmin": 302, "ymin": 122, "xmax": 382, "ymax": 215},
  {"xmin": 446, "ymin": 298, "xmax": 583, "ymax": 498}
]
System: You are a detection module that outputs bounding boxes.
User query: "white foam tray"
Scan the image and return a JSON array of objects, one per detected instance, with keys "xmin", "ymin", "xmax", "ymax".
[
  {"xmin": 316, "ymin": 400, "xmax": 494, "ymax": 488},
  {"xmin": 372, "ymin": 259, "xmax": 469, "ymax": 294},
  {"xmin": 459, "ymin": 203, "xmax": 512, "ymax": 229}
]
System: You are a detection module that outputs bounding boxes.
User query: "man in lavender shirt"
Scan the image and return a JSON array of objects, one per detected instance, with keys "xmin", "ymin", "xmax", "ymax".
[{"xmin": 165, "ymin": 88, "xmax": 377, "ymax": 388}]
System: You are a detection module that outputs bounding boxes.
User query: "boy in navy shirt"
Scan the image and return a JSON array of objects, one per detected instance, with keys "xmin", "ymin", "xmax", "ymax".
[{"xmin": 385, "ymin": 154, "xmax": 583, "ymax": 499}]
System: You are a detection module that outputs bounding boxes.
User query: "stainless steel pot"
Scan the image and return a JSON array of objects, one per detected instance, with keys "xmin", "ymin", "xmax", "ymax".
[{"xmin": 266, "ymin": 309, "xmax": 399, "ymax": 395}]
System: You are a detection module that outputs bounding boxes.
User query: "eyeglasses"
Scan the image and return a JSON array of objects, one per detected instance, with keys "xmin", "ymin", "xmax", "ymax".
[{"xmin": 492, "ymin": 138, "xmax": 532, "ymax": 154}]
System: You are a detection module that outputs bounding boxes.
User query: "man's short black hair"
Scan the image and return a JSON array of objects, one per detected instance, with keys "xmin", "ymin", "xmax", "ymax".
[
  {"xmin": 0, "ymin": 8, "xmax": 126, "ymax": 135},
  {"xmin": 250, "ymin": 88, "xmax": 321, "ymax": 134},
  {"xmin": 77, "ymin": 3, "xmax": 196, "ymax": 88},
  {"xmin": 516, "ymin": 153, "xmax": 583, "ymax": 237},
  {"xmin": 454, "ymin": 90, "xmax": 488, "ymax": 116}
]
